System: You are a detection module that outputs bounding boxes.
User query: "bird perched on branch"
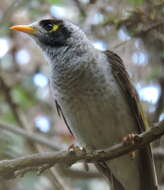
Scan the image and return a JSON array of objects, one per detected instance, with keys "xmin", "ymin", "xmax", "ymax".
[{"xmin": 11, "ymin": 19, "xmax": 158, "ymax": 190}]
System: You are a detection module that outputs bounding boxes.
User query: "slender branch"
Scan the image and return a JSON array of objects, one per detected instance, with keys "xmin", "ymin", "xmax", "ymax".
[
  {"xmin": 0, "ymin": 120, "xmax": 163, "ymax": 180},
  {"xmin": 135, "ymin": 21, "xmax": 164, "ymax": 38},
  {"xmin": 0, "ymin": 0, "xmax": 21, "ymax": 25},
  {"xmin": 72, "ymin": 0, "xmax": 86, "ymax": 17},
  {"xmin": 0, "ymin": 76, "xmax": 24, "ymax": 127},
  {"xmin": 0, "ymin": 121, "xmax": 60, "ymax": 151}
]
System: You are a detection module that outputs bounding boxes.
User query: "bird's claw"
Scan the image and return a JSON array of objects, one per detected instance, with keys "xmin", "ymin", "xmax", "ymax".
[
  {"xmin": 68, "ymin": 144, "xmax": 89, "ymax": 171},
  {"xmin": 122, "ymin": 133, "xmax": 138, "ymax": 159},
  {"xmin": 68, "ymin": 144, "xmax": 86, "ymax": 153},
  {"xmin": 122, "ymin": 133, "xmax": 138, "ymax": 145}
]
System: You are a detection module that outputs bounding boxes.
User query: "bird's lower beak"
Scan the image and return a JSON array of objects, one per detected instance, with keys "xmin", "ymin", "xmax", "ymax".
[{"xmin": 10, "ymin": 25, "xmax": 37, "ymax": 34}]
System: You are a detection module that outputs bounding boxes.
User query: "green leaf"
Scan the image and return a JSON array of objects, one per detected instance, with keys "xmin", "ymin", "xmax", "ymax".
[{"xmin": 128, "ymin": 0, "xmax": 144, "ymax": 5}]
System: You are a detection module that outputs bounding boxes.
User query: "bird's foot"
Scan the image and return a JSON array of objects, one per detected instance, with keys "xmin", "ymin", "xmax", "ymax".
[
  {"xmin": 122, "ymin": 133, "xmax": 138, "ymax": 159},
  {"xmin": 122, "ymin": 133, "xmax": 138, "ymax": 145},
  {"xmin": 67, "ymin": 144, "xmax": 87, "ymax": 167},
  {"xmin": 68, "ymin": 144, "xmax": 90, "ymax": 171},
  {"xmin": 68, "ymin": 144, "xmax": 86, "ymax": 153}
]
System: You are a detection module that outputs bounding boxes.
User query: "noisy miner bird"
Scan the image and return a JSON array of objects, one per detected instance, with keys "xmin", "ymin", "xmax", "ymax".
[{"xmin": 11, "ymin": 19, "xmax": 158, "ymax": 190}]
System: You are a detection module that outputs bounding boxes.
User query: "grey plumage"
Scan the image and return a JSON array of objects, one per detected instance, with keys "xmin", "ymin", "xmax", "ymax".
[{"xmin": 11, "ymin": 19, "xmax": 158, "ymax": 190}]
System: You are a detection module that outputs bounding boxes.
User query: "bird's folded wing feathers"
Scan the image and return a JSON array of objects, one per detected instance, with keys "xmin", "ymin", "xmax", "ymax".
[
  {"xmin": 105, "ymin": 50, "xmax": 146, "ymax": 132},
  {"xmin": 104, "ymin": 50, "xmax": 158, "ymax": 190}
]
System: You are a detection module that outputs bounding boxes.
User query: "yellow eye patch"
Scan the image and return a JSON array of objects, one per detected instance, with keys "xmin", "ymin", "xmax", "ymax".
[{"xmin": 49, "ymin": 24, "xmax": 59, "ymax": 32}]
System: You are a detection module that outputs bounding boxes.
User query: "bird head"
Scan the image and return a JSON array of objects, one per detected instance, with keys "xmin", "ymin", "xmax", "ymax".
[{"xmin": 10, "ymin": 19, "xmax": 88, "ymax": 50}]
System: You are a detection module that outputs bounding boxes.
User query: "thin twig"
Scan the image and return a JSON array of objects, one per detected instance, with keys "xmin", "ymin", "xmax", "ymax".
[
  {"xmin": 72, "ymin": 0, "xmax": 86, "ymax": 17},
  {"xmin": 0, "ymin": 121, "xmax": 60, "ymax": 151},
  {"xmin": 0, "ymin": 0, "xmax": 21, "ymax": 25},
  {"xmin": 136, "ymin": 20, "xmax": 164, "ymax": 36},
  {"xmin": 0, "ymin": 76, "xmax": 24, "ymax": 127}
]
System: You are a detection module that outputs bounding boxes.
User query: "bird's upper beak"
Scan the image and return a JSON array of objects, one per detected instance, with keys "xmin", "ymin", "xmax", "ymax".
[{"xmin": 10, "ymin": 25, "xmax": 37, "ymax": 34}]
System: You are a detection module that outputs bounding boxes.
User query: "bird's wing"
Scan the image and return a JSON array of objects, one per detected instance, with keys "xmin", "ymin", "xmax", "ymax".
[
  {"xmin": 55, "ymin": 100, "xmax": 74, "ymax": 136},
  {"xmin": 105, "ymin": 50, "xmax": 146, "ymax": 132},
  {"xmin": 104, "ymin": 50, "xmax": 158, "ymax": 190}
]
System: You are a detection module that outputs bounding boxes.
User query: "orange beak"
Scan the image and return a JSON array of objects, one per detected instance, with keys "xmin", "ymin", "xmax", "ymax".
[{"xmin": 10, "ymin": 25, "xmax": 37, "ymax": 34}]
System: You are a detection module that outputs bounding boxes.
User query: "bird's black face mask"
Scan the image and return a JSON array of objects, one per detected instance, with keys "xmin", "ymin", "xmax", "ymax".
[{"xmin": 38, "ymin": 19, "xmax": 71, "ymax": 47}]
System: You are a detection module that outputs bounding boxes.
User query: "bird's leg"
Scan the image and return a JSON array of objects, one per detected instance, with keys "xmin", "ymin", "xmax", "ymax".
[{"xmin": 122, "ymin": 133, "xmax": 138, "ymax": 159}]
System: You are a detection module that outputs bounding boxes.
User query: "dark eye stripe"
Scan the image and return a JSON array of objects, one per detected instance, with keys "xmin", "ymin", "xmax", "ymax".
[{"xmin": 38, "ymin": 19, "xmax": 71, "ymax": 47}]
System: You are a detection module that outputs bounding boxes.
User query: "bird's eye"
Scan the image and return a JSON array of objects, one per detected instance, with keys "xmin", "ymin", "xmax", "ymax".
[
  {"xmin": 44, "ymin": 23, "xmax": 59, "ymax": 32},
  {"xmin": 44, "ymin": 23, "xmax": 53, "ymax": 31},
  {"xmin": 39, "ymin": 20, "xmax": 61, "ymax": 32}
]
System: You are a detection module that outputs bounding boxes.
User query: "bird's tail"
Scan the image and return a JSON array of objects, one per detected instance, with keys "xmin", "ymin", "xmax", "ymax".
[
  {"xmin": 96, "ymin": 162, "xmax": 124, "ymax": 190},
  {"xmin": 139, "ymin": 146, "xmax": 158, "ymax": 190},
  {"xmin": 96, "ymin": 145, "xmax": 158, "ymax": 190}
]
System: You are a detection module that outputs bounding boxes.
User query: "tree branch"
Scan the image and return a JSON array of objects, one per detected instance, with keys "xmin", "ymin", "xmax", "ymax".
[
  {"xmin": 72, "ymin": 0, "xmax": 86, "ymax": 17},
  {"xmin": 0, "ymin": 120, "xmax": 163, "ymax": 180},
  {"xmin": 0, "ymin": 121, "xmax": 103, "ymax": 179},
  {"xmin": 0, "ymin": 76, "xmax": 23, "ymax": 127}
]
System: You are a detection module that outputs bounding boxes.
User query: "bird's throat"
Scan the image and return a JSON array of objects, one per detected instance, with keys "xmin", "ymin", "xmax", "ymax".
[{"xmin": 45, "ymin": 45, "xmax": 92, "ymax": 91}]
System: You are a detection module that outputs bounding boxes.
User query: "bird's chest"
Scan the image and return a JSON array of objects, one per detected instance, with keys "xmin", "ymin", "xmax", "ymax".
[{"xmin": 53, "ymin": 65, "xmax": 137, "ymax": 149}]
